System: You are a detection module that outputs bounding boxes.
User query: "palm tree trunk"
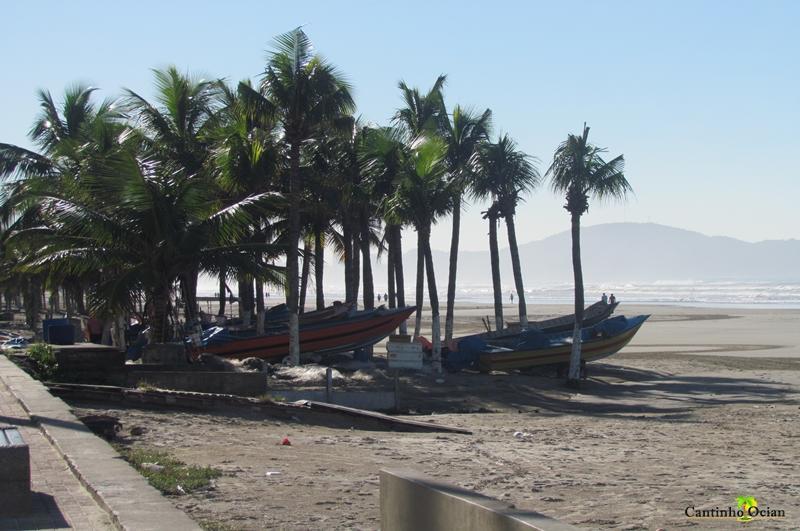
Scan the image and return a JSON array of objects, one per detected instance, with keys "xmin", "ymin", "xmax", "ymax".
[
  {"xmin": 255, "ymin": 277, "xmax": 265, "ymax": 335},
  {"xmin": 352, "ymin": 231, "xmax": 361, "ymax": 305},
  {"xmin": 387, "ymin": 231, "xmax": 396, "ymax": 308},
  {"xmin": 422, "ymin": 227, "xmax": 442, "ymax": 373},
  {"xmin": 151, "ymin": 285, "xmax": 171, "ymax": 343},
  {"xmin": 180, "ymin": 267, "xmax": 199, "ymax": 325},
  {"xmin": 343, "ymin": 223, "xmax": 354, "ymax": 304},
  {"xmin": 217, "ymin": 271, "xmax": 226, "ymax": 316},
  {"xmin": 568, "ymin": 212, "xmax": 585, "ymax": 387},
  {"xmin": 488, "ymin": 213, "xmax": 504, "ymax": 331},
  {"xmin": 75, "ymin": 283, "xmax": 86, "ymax": 315},
  {"xmin": 504, "ymin": 212, "xmax": 528, "ymax": 327},
  {"xmin": 287, "ymin": 142, "xmax": 302, "ymax": 365},
  {"xmin": 413, "ymin": 234, "xmax": 425, "ymax": 337},
  {"xmin": 314, "ymin": 227, "xmax": 325, "ymax": 310},
  {"xmin": 444, "ymin": 194, "xmax": 461, "ymax": 341},
  {"xmin": 360, "ymin": 215, "xmax": 375, "ymax": 310},
  {"xmin": 393, "ymin": 226, "xmax": 407, "ymax": 334},
  {"xmin": 299, "ymin": 240, "xmax": 311, "ymax": 314}
]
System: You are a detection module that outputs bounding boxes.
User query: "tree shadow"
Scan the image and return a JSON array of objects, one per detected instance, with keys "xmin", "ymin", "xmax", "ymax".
[{"xmin": 398, "ymin": 362, "xmax": 795, "ymax": 421}]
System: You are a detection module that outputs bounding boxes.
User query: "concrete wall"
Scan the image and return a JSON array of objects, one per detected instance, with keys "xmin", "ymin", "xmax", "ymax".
[
  {"xmin": 380, "ymin": 469, "xmax": 579, "ymax": 531},
  {"xmin": 127, "ymin": 370, "xmax": 267, "ymax": 397}
]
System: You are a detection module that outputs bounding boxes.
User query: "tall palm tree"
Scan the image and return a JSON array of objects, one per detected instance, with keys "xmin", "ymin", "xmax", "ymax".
[
  {"xmin": 441, "ymin": 105, "xmax": 492, "ymax": 341},
  {"xmin": 477, "ymin": 135, "xmax": 539, "ymax": 328},
  {"xmin": 393, "ymin": 75, "xmax": 446, "ymax": 337},
  {"xmin": 361, "ymin": 125, "xmax": 410, "ymax": 333},
  {"xmin": 255, "ymin": 27, "xmax": 355, "ymax": 364},
  {"xmin": 386, "ymin": 136, "xmax": 452, "ymax": 372},
  {"xmin": 547, "ymin": 124, "xmax": 630, "ymax": 387},
  {"xmin": 210, "ymin": 81, "xmax": 283, "ymax": 330}
]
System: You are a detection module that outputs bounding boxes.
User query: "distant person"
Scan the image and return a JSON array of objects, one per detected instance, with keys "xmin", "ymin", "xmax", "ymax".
[
  {"xmin": 377, "ymin": 294, "xmax": 381, "ymax": 302},
  {"xmin": 383, "ymin": 292, "xmax": 388, "ymax": 302},
  {"xmin": 601, "ymin": 293, "xmax": 608, "ymax": 304},
  {"xmin": 609, "ymin": 293, "xmax": 616, "ymax": 305},
  {"xmin": 510, "ymin": 292, "xmax": 514, "ymax": 303}
]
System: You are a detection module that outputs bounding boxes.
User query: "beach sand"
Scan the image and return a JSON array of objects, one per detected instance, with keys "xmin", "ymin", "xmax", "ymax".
[{"xmin": 72, "ymin": 304, "xmax": 800, "ymax": 529}]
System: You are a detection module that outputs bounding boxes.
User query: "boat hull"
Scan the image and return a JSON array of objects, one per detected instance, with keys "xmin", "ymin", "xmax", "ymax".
[
  {"xmin": 478, "ymin": 317, "xmax": 646, "ymax": 371},
  {"xmin": 191, "ymin": 307, "xmax": 416, "ymax": 361}
]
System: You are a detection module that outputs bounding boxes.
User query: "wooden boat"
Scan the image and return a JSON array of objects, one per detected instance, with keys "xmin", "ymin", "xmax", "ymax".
[
  {"xmin": 444, "ymin": 314, "xmax": 648, "ymax": 372},
  {"xmin": 482, "ymin": 300, "xmax": 618, "ymax": 339},
  {"xmin": 190, "ymin": 306, "xmax": 416, "ymax": 361},
  {"xmin": 479, "ymin": 315, "xmax": 648, "ymax": 371}
]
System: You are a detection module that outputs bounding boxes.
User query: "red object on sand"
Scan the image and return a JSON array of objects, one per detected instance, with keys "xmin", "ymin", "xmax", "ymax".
[{"xmin": 281, "ymin": 437, "xmax": 291, "ymax": 446}]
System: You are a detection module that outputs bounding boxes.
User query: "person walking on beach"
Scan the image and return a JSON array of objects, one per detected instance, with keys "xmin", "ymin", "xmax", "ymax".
[
  {"xmin": 602, "ymin": 293, "xmax": 608, "ymax": 304},
  {"xmin": 377, "ymin": 294, "xmax": 381, "ymax": 303},
  {"xmin": 510, "ymin": 292, "xmax": 514, "ymax": 303}
]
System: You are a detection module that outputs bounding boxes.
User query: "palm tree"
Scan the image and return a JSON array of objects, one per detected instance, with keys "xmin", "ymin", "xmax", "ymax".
[
  {"xmin": 210, "ymin": 81, "xmax": 283, "ymax": 331},
  {"xmin": 255, "ymin": 28, "xmax": 355, "ymax": 364},
  {"xmin": 393, "ymin": 76, "xmax": 446, "ymax": 337},
  {"xmin": 0, "ymin": 84, "xmax": 124, "ymax": 328},
  {"xmin": 360, "ymin": 125, "xmax": 410, "ymax": 333},
  {"xmin": 547, "ymin": 124, "xmax": 630, "ymax": 387},
  {"xmin": 478, "ymin": 135, "xmax": 539, "ymax": 328},
  {"xmin": 386, "ymin": 136, "xmax": 452, "ymax": 372},
  {"xmin": 6, "ymin": 150, "xmax": 283, "ymax": 343},
  {"xmin": 124, "ymin": 67, "xmax": 222, "ymax": 325},
  {"xmin": 441, "ymin": 105, "xmax": 492, "ymax": 341}
]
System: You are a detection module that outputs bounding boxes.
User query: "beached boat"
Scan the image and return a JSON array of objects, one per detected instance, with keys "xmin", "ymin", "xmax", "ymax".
[
  {"xmin": 190, "ymin": 306, "xmax": 416, "ymax": 361},
  {"xmin": 262, "ymin": 301, "xmax": 354, "ymax": 325},
  {"xmin": 484, "ymin": 300, "xmax": 618, "ymax": 339},
  {"xmin": 445, "ymin": 314, "xmax": 648, "ymax": 372}
]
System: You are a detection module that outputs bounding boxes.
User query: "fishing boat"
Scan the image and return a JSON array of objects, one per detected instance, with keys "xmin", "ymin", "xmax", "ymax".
[
  {"xmin": 190, "ymin": 306, "xmax": 416, "ymax": 361},
  {"xmin": 484, "ymin": 300, "xmax": 618, "ymax": 339},
  {"xmin": 263, "ymin": 300, "xmax": 355, "ymax": 325},
  {"xmin": 444, "ymin": 314, "xmax": 648, "ymax": 372}
]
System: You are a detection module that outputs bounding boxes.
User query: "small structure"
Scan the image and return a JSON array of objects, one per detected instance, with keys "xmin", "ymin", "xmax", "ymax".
[
  {"xmin": 0, "ymin": 426, "xmax": 31, "ymax": 516},
  {"xmin": 386, "ymin": 335, "xmax": 423, "ymax": 370},
  {"xmin": 380, "ymin": 469, "xmax": 578, "ymax": 531}
]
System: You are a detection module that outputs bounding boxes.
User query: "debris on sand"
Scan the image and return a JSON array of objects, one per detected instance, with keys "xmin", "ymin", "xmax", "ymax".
[{"xmin": 274, "ymin": 365, "xmax": 342, "ymax": 383}]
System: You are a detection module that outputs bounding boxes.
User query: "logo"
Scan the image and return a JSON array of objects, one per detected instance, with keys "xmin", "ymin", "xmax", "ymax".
[
  {"xmin": 736, "ymin": 496, "xmax": 757, "ymax": 523},
  {"xmin": 685, "ymin": 495, "xmax": 786, "ymax": 523}
]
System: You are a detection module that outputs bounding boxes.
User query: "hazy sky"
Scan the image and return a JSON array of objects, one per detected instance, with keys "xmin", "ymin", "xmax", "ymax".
[{"xmin": 2, "ymin": 1, "xmax": 798, "ymax": 251}]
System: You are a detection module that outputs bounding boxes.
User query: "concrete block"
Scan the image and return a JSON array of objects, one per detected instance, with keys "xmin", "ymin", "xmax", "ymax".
[
  {"xmin": 141, "ymin": 344, "xmax": 188, "ymax": 365},
  {"xmin": 0, "ymin": 427, "xmax": 30, "ymax": 516},
  {"xmin": 380, "ymin": 469, "xmax": 579, "ymax": 531}
]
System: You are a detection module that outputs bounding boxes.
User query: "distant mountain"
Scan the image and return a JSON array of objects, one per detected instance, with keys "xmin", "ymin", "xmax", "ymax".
[
  {"xmin": 198, "ymin": 223, "xmax": 800, "ymax": 295},
  {"xmin": 402, "ymin": 223, "xmax": 800, "ymax": 286}
]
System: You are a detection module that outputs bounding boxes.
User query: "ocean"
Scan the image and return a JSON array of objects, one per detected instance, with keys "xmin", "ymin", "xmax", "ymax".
[{"xmin": 198, "ymin": 280, "xmax": 800, "ymax": 309}]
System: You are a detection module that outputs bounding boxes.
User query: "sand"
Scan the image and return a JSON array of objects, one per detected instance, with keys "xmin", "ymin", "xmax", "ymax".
[{"xmin": 71, "ymin": 304, "xmax": 800, "ymax": 530}]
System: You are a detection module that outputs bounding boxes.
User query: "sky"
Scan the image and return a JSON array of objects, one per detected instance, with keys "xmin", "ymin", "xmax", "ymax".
[{"xmin": 2, "ymin": 1, "xmax": 798, "ymax": 252}]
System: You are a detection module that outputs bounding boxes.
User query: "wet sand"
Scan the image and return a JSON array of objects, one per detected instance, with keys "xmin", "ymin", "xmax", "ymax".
[{"xmin": 73, "ymin": 304, "xmax": 800, "ymax": 529}]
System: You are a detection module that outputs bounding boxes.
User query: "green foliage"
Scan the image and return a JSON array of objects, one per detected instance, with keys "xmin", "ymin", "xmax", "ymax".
[
  {"xmin": 116, "ymin": 446, "xmax": 221, "ymax": 495},
  {"xmin": 27, "ymin": 343, "xmax": 57, "ymax": 380}
]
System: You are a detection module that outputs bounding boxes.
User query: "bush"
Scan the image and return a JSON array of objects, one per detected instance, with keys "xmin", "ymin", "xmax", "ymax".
[{"xmin": 27, "ymin": 343, "xmax": 57, "ymax": 380}]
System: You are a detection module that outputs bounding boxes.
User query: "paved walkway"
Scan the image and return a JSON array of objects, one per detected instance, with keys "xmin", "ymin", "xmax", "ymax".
[{"xmin": 0, "ymin": 377, "xmax": 112, "ymax": 530}]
